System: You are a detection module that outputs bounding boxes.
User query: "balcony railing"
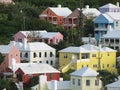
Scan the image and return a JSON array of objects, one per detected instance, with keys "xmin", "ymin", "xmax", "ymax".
[{"xmin": 94, "ymin": 28, "xmax": 107, "ymax": 31}]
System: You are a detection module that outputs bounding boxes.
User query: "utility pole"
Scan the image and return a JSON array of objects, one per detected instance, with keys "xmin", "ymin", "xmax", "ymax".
[{"xmin": 20, "ymin": 9, "xmax": 26, "ymax": 31}]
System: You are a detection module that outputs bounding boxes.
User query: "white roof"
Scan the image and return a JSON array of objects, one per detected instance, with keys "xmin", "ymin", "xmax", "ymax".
[
  {"xmin": 47, "ymin": 81, "xmax": 71, "ymax": 89},
  {"xmin": 0, "ymin": 43, "xmax": 14, "ymax": 54},
  {"xmin": 15, "ymin": 42, "xmax": 55, "ymax": 51},
  {"xmin": 82, "ymin": 7, "xmax": 100, "ymax": 17},
  {"xmin": 106, "ymin": 12, "xmax": 120, "ymax": 20},
  {"xmin": 59, "ymin": 46, "xmax": 90, "ymax": 53},
  {"xmin": 20, "ymin": 30, "xmax": 47, "ymax": 37},
  {"xmin": 49, "ymin": 5, "xmax": 72, "ymax": 17},
  {"xmin": 71, "ymin": 67, "xmax": 99, "ymax": 77},
  {"xmin": 13, "ymin": 63, "xmax": 60, "ymax": 74},
  {"xmin": 99, "ymin": 3, "xmax": 119, "ymax": 9},
  {"xmin": 106, "ymin": 76, "xmax": 120, "ymax": 88},
  {"xmin": 59, "ymin": 44, "xmax": 116, "ymax": 53},
  {"xmin": 102, "ymin": 13, "xmax": 114, "ymax": 22},
  {"xmin": 102, "ymin": 30, "xmax": 120, "ymax": 38},
  {"xmin": 40, "ymin": 32, "xmax": 58, "ymax": 39}
]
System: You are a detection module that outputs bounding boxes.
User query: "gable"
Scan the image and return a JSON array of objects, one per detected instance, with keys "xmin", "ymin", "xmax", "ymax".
[
  {"xmin": 41, "ymin": 7, "xmax": 57, "ymax": 16},
  {"xmin": 94, "ymin": 14, "xmax": 113, "ymax": 23}
]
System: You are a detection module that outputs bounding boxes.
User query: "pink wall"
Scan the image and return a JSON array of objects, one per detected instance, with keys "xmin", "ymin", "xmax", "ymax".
[
  {"xmin": 0, "ymin": 46, "xmax": 20, "ymax": 73},
  {"xmin": 14, "ymin": 32, "xmax": 26, "ymax": 42}
]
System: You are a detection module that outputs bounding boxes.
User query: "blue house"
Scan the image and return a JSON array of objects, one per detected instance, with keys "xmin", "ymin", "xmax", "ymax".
[{"xmin": 93, "ymin": 13, "xmax": 114, "ymax": 41}]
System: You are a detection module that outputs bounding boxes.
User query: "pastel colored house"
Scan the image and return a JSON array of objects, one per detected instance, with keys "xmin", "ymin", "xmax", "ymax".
[
  {"xmin": 106, "ymin": 76, "xmax": 120, "ymax": 90},
  {"xmin": 64, "ymin": 5, "xmax": 100, "ymax": 29},
  {"xmin": 13, "ymin": 30, "xmax": 63, "ymax": 45},
  {"xmin": 99, "ymin": 3, "xmax": 120, "ymax": 13},
  {"xmin": 31, "ymin": 67, "xmax": 102, "ymax": 90},
  {"xmin": 101, "ymin": 28, "xmax": 120, "ymax": 50},
  {"xmin": 71, "ymin": 67, "xmax": 102, "ymax": 90},
  {"xmin": 82, "ymin": 37, "xmax": 97, "ymax": 45},
  {"xmin": 11, "ymin": 61, "xmax": 60, "ymax": 83},
  {"xmin": 59, "ymin": 44, "xmax": 117, "ymax": 73},
  {"xmin": 0, "ymin": 41, "xmax": 20, "ymax": 76},
  {"xmin": 0, "ymin": 0, "xmax": 14, "ymax": 4},
  {"xmin": 93, "ymin": 12, "xmax": 120, "ymax": 41},
  {"xmin": 15, "ymin": 40, "xmax": 57, "ymax": 67},
  {"xmin": 39, "ymin": 4, "xmax": 72, "ymax": 26}
]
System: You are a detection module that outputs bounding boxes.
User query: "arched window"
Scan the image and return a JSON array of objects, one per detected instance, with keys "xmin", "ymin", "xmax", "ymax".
[
  {"xmin": 50, "ymin": 60, "xmax": 53, "ymax": 65},
  {"xmin": 44, "ymin": 52, "xmax": 47, "ymax": 57},
  {"xmin": 24, "ymin": 52, "xmax": 28, "ymax": 58},
  {"xmin": 46, "ymin": 61, "xmax": 49, "ymax": 64},
  {"xmin": 33, "ymin": 52, "xmax": 37, "ymax": 58}
]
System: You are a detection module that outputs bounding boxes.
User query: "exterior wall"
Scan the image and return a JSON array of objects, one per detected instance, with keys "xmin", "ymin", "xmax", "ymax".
[
  {"xmin": 40, "ymin": 8, "xmax": 64, "ymax": 26},
  {"xmin": 14, "ymin": 32, "xmax": 26, "ymax": 42},
  {"xmin": 114, "ymin": 20, "xmax": 120, "ymax": 30},
  {"xmin": 71, "ymin": 76, "xmax": 102, "ymax": 90},
  {"xmin": 0, "ymin": 46, "xmax": 20, "ymax": 73},
  {"xmin": 59, "ymin": 50, "xmax": 117, "ymax": 73},
  {"xmin": 101, "ymin": 38, "xmax": 120, "ymax": 50},
  {"xmin": 107, "ymin": 87, "xmax": 120, "ymax": 90}
]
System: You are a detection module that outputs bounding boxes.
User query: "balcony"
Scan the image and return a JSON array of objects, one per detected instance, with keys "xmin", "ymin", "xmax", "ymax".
[{"xmin": 94, "ymin": 28, "xmax": 107, "ymax": 31}]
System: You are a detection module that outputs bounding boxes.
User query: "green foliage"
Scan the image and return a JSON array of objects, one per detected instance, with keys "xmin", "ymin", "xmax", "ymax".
[
  {"xmin": 0, "ymin": 78, "xmax": 18, "ymax": 90},
  {"xmin": 0, "ymin": 53, "xmax": 4, "ymax": 64},
  {"xmin": 97, "ymin": 70, "xmax": 118, "ymax": 87},
  {"xmin": 62, "ymin": 69, "xmax": 75, "ymax": 80}
]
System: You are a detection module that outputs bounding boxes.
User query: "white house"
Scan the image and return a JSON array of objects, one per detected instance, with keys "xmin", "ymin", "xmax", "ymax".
[
  {"xmin": 15, "ymin": 39, "xmax": 56, "ymax": 66},
  {"xmin": 31, "ymin": 67, "xmax": 102, "ymax": 90}
]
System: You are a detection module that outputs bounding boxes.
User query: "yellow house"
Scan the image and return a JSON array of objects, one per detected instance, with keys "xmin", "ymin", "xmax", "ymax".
[
  {"xmin": 71, "ymin": 67, "xmax": 102, "ymax": 90},
  {"xmin": 59, "ymin": 44, "xmax": 117, "ymax": 73}
]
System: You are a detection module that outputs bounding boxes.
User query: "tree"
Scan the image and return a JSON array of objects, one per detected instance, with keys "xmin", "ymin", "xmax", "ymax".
[{"xmin": 97, "ymin": 70, "xmax": 118, "ymax": 88}]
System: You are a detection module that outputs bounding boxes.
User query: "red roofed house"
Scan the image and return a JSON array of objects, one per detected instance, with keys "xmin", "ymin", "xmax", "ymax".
[
  {"xmin": 39, "ymin": 4, "xmax": 72, "ymax": 26},
  {"xmin": 13, "ymin": 63, "xmax": 60, "ymax": 83}
]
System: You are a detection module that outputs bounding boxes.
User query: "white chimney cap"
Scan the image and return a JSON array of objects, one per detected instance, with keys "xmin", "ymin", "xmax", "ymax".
[
  {"xmin": 86, "ymin": 5, "xmax": 89, "ymax": 9},
  {"xmin": 58, "ymin": 4, "xmax": 61, "ymax": 8}
]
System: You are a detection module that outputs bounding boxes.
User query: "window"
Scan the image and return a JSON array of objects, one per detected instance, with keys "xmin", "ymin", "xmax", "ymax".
[
  {"xmin": 72, "ymin": 78, "xmax": 75, "ymax": 85},
  {"xmin": 116, "ymin": 21, "xmax": 118, "ymax": 26},
  {"xmin": 93, "ymin": 64, "xmax": 97, "ymax": 68},
  {"xmin": 46, "ymin": 61, "xmax": 48, "ymax": 64},
  {"xmin": 112, "ymin": 64, "xmax": 115, "ymax": 68},
  {"xmin": 28, "ymin": 74, "xmax": 32, "ymax": 78},
  {"xmin": 33, "ymin": 61, "xmax": 37, "ymax": 63},
  {"xmin": 86, "ymin": 80, "xmax": 90, "ymax": 86},
  {"xmin": 44, "ymin": 52, "xmax": 47, "ymax": 57},
  {"xmin": 64, "ymin": 54, "xmax": 67, "ymax": 58},
  {"xmin": 50, "ymin": 73, "xmax": 52, "ymax": 79},
  {"xmin": 18, "ymin": 38, "xmax": 22, "ymax": 42},
  {"xmin": 95, "ymin": 24, "xmax": 98, "ymax": 28},
  {"xmin": 87, "ymin": 65, "xmax": 89, "ymax": 67},
  {"xmin": 24, "ymin": 52, "xmax": 28, "ymax": 58},
  {"xmin": 78, "ymin": 79, "xmax": 81, "ymax": 86},
  {"xmin": 95, "ymin": 80, "xmax": 99, "ymax": 86},
  {"xmin": 39, "ymin": 61, "xmax": 42, "ymax": 63},
  {"xmin": 50, "ymin": 61, "xmax": 53, "ymax": 65},
  {"xmin": 82, "ymin": 65, "xmax": 84, "ymax": 67},
  {"xmin": 81, "ymin": 53, "xmax": 89, "ymax": 59},
  {"xmin": 20, "ymin": 53, "xmax": 22, "ymax": 57},
  {"xmin": 39, "ymin": 52, "xmax": 41, "ymax": 57},
  {"xmin": 92, "ymin": 54, "xmax": 96, "ymax": 57},
  {"xmin": 50, "ymin": 52, "xmax": 53, "ymax": 57},
  {"xmin": 102, "ymin": 64, "xmax": 104, "ymax": 68},
  {"xmin": 107, "ymin": 53, "xmax": 110, "ymax": 56},
  {"xmin": 33, "ymin": 52, "xmax": 37, "ymax": 58},
  {"xmin": 107, "ymin": 64, "xmax": 109, "ymax": 67}
]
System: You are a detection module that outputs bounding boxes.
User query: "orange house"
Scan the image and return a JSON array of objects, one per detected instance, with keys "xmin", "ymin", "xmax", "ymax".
[{"xmin": 39, "ymin": 4, "xmax": 72, "ymax": 26}]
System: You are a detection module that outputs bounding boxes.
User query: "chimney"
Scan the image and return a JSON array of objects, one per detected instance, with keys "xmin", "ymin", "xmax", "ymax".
[
  {"xmin": 10, "ymin": 41, "xmax": 16, "ymax": 46},
  {"xmin": 23, "ymin": 38, "xmax": 27, "ymax": 50},
  {"xmin": 117, "ymin": 2, "xmax": 119, "ymax": 7},
  {"xmin": 58, "ymin": 4, "xmax": 61, "ymax": 8},
  {"xmin": 51, "ymin": 80, "xmax": 57, "ymax": 90},
  {"xmin": 85, "ymin": 5, "xmax": 89, "ymax": 9},
  {"xmin": 39, "ymin": 75, "xmax": 47, "ymax": 84},
  {"xmin": 107, "ymin": 25, "xmax": 113, "ymax": 33}
]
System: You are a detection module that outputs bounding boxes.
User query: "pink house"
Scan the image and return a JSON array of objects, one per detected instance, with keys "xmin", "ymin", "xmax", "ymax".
[
  {"xmin": 0, "ymin": 41, "xmax": 20, "ymax": 76},
  {"xmin": 13, "ymin": 31, "xmax": 63, "ymax": 45},
  {"xmin": 0, "ymin": 0, "xmax": 14, "ymax": 4}
]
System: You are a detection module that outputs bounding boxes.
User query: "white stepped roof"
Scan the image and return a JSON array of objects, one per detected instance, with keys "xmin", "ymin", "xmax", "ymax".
[
  {"xmin": 102, "ymin": 13, "xmax": 114, "ymax": 22},
  {"xmin": 59, "ymin": 46, "xmax": 90, "ymax": 53},
  {"xmin": 20, "ymin": 30, "xmax": 47, "ymax": 37},
  {"xmin": 59, "ymin": 44, "xmax": 116, "ymax": 53},
  {"xmin": 40, "ymin": 32, "xmax": 59, "ymax": 39},
  {"xmin": 106, "ymin": 76, "xmax": 120, "ymax": 88},
  {"xmin": 15, "ymin": 42, "xmax": 55, "ymax": 51},
  {"xmin": 49, "ymin": 5, "xmax": 72, "ymax": 17},
  {"xmin": 47, "ymin": 81, "xmax": 71, "ymax": 89},
  {"xmin": 71, "ymin": 67, "xmax": 99, "ymax": 77},
  {"xmin": 99, "ymin": 3, "xmax": 119, "ymax": 9},
  {"xmin": 82, "ymin": 7, "xmax": 100, "ymax": 17},
  {"xmin": 12, "ymin": 63, "xmax": 59, "ymax": 74},
  {"xmin": 106, "ymin": 12, "xmax": 120, "ymax": 20},
  {"xmin": 102, "ymin": 30, "xmax": 120, "ymax": 38},
  {"xmin": 0, "ymin": 43, "xmax": 15, "ymax": 54}
]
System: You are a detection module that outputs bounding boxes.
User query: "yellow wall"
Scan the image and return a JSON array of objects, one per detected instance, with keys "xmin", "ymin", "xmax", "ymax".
[
  {"xmin": 71, "ymin": 76, "xmax": 102, "ymax": 90},
  {"xmin": 59, "ymin": 51, "xmax": 117, "ymax": 73}
]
